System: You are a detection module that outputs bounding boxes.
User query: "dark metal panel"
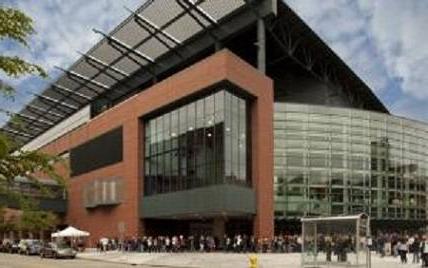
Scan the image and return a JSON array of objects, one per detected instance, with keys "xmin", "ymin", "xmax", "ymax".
[
  {"xmin": 141, "ymin": 184, "xmax": 256, "ymax": 218},
  {"xmin": 0, "ymin": 194, "xmax": 66, "ymax": 214},
  {"xmin": 70, "ymin": 127, "xmax": 123, "ymax": 176}
]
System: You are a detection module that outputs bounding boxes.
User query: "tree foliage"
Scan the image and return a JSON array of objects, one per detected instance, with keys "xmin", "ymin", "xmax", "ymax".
[
  {"xmin": 0, "ymin": 205, "xmax": 18, "ymax": 233},
  {"xmin": 19, "ymin": 199, "xmax": 58, "ymax": 232},
  {"xmin": 0, "ymin": 7, "xmax": 34, "ymax": 46},
  {"xmin": 0, "ymin": 6, "xmax": 65, "ymax": 225},
  {"xmin": 0, "ymin": 202, "xmax": 58, "ymax": 233},
  {"xmin": 0, "ymin": 7, "xmax": 47, "ymax": 96}
]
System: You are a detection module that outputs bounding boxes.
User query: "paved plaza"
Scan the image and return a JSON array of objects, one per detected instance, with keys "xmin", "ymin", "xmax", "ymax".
[
  {"xmin": 0, "ymin": 253, "xmax": 129, "ymax": 268},
  {"xmin": 0, "ymin": 251, "xmax": 423, "ymax": 268},
  {"xmin": 76, "ymin": 251, "xmax": 421, "ymax": 268}
]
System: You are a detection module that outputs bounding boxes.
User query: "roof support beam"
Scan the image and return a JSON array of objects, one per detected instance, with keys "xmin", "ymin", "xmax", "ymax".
[
  {"xmin": 27, "ymin": 105, "xmax": 65, "ymax": 118},
  {"xmin": 175, "ymin": 0, "xmax": 221, "ymax": 48},
  {"xmin": 93, "ymin": 29, "xmax": 155, "ymax": 64},
  {"xmin": 52, "ymin": 84, "xmax": 92, "ymax": 101},
  {"xmin": 14, "ymin": 112, "xmax": 54, "ymax": 126},
  {"xmin": 93, "ymin": 29, "xmax": 157, "ymax": 80},
  {"xmin": 77, "ymin": 53, "xmax": 130, "ymax": 96},
  {"xmin": 125, "ymin": 7, "xmax": 181, "ymax": 46},
  {"xmin": 55, "ymin": 67, "xmax": 109, "ymax": 93},
  {"xmin": 54, "ymin": 66, "xmax": 115, "ymax": 102},
  {"xmin": 1, "ymin": 128, "xmax": 35, "ymax": 139},
  {"xmin": 34, "ymin": 93, "xmax": 78, "ymax": 111},
  {"xmin": 182, "ymin": 0, "xmax": 217, "ymax": 24},
  {"xmin": 78, "ymin": 52, "xmax": 130, "ymax": 77},
  {"xmin": 8, "ymin": 120, "xmax": 44, "ymax": 133},
  {"xmin": 23, "ymin": 108, "xmax": 60, "ymax": 125},
  {"xmin": 126, "ymin": 8, "xmax": 184, "ymax": 60}
]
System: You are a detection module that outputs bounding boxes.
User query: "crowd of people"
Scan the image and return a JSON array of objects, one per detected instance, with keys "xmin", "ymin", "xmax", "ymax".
[
  {"xmin": 94, "ymin": 231, "xmax": 428, "ymax": 266},
  {"xmin": 372, "ymin": 233, "xmax": 428, "ymax": 266},
  {"xmin": 96, "ymin": 234, "xmax": 303, "ymax": 253}
]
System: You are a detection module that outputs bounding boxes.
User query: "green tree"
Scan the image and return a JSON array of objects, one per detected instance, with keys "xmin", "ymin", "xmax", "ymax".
[
  {"xmin": 0, "ymin": 205, "xmax": 18, "ymax": 234},
  {"xmin": 0, "ymin": 6, "xmax": 65, "ymax": 221},
  {"xmin": 0, "ymin": 7, "xmax": 47, "ymax": 96},
  {"xmin": 19, "ymin": 199, "xmax": 58, "ymax": 234}
]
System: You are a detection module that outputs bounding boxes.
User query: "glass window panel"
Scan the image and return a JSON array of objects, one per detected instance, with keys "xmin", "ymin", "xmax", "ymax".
[{"xmin": 144, "ymin": 89, "xmax": 248, "ymax": 195}]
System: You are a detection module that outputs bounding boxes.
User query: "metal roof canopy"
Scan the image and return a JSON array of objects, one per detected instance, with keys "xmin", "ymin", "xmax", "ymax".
[
  {"xmin": 2, "ymin": 0, "xmax": 388, "ymax": 145},
  {"xmin": 3, "ymin": 0, "xmax": 272, "ymax": 143}
]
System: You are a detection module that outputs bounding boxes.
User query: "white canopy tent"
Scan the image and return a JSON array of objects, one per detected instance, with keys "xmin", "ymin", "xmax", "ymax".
[{"xmin": 51, "ymin": 226, "xmax": 90, "ymax": 238}]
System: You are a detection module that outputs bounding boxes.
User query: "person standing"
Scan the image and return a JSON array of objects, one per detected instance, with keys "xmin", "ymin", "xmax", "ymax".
[
  {"xmin": 421, "ymin": 236, "xmax": 428, "ymax": 267},
  {"xmin": 325, "ymin": 236, "xmax": 332, "ymax": 262},
  {"xmin": 397, "ymin": 239, "xmax": 408, "ymax": 264},
  {"xmin": 410, "ymin": 235, "xmax": 420, "ymax": 264}
]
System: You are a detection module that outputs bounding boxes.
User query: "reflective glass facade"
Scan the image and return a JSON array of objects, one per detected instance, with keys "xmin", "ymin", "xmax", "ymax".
[
  {"xmin": 144, "ymin": 90, "xmax": 249, "ymax": 196},
  {"xmin": 274, "ymin": 103, "xmax": 428, "ymax": 221}
]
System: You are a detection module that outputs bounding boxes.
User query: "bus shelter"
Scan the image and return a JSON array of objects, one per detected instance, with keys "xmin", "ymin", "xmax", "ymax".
[{"xmin": 301, "ymin": 214, "xmax": 371, "ymax": 268}]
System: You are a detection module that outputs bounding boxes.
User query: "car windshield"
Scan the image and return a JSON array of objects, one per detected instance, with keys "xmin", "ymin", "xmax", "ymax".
[{"xmin": 56, "ymin": 243, "xmax": 70, "ymax": 249}]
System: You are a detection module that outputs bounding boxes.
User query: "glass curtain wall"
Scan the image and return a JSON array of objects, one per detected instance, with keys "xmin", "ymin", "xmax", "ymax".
[
  {"xmin": 144, "ymin": 90, "xmax": 248, "ymax": 196},
  {"xmin": 274, "ymin": 103, "xmax": 428, "ymax": 221}
]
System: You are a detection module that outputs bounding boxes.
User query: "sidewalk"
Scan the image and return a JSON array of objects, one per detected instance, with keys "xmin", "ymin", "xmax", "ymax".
[
  {"xmin": 77, "ymin": 251, "xmax": 421, "ymax": 268},
  {"xmin": 77, "ymin": 251, "xmax": 299, "ymax": 268}
]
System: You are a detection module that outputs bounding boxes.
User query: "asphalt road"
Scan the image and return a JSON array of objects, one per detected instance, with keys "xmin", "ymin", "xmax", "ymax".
[{"xmin": 0, "ymin": 253, "xmax": 132, "ymax": 268}]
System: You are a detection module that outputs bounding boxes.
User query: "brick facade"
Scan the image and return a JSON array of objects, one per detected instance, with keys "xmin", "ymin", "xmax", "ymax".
[{"xmin": 40, "ymin": 50, "xmax": 274, "ymax": 243}]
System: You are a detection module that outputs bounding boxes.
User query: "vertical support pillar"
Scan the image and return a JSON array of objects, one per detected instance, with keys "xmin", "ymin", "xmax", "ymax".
[
  {"xmin": 404, "ymin": 171, "xmax": 410, "ymax": 219},
  {"xmin": 257, "ymin": 18, "xmax": 266, "ymax": 74},
  {"xmin": 377, "ymin": 174, "xmax": 382, "ymax": 219},
  {"xmin": 213, "ymin": 217, "xmax": 226, "ymax": 240},
  {"xmin": 301, "ymin": 222, "xmax": 305, "ymax": 265},
  {"xmin": 215, "ymin": 41, "xmax": 222, "ymax": 52},
  {"xmin": 356, "ymin": 218, "xmax": 360, "ymax": 265},
  {"xmin": 250, "ymin": 60, "xmax": 273, "ymax": 240}
]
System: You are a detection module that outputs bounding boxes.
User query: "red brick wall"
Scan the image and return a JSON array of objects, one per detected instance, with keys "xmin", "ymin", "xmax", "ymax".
[{"xmin": 40, "ymin": 49, "xmax": 274, "ymax": 242}]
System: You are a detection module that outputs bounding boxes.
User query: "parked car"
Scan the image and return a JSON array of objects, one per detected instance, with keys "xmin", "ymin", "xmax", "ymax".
[
  {"xmin": 0, "ymin": 239, "xmax": 13, "ymax": 253},
  {"xmin": 5, "ymin": 239, "xmax": 20, "ymax": 254},
  {"xmin": 40, "ymin": 242, "xmax": 76, "ymax": 259},
  {"xmin": 18, "ymin": 239, "xmax": 42, "ymax": 255}
]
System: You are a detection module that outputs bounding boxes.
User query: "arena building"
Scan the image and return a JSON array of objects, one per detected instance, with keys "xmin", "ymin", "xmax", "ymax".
[{"xmin": 2, "ymin": 0, "xmax": 427, "ymax": 241}]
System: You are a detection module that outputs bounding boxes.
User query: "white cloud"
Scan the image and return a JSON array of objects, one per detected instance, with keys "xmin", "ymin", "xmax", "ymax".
[
  {"xmin": 285, "ymin": 0, "xmax": 428, "ymax": 122},
  {"xmin": 2, "ymin": 0, "xmax": 428, "ymax": 124},
  {"xmin": 367, "ymin": 0, "xmax": 428, "ymax": 100},
  {"xmin": 285, "ymin": 0, "xmax": 390, "ymax": 94},
  {"xmin": 0, "ymin": 0, "xmax": 143, "ymax": 124},
  {"xmin": 1, "ymin": 0, "xmax": 141, "ymax": 87}
]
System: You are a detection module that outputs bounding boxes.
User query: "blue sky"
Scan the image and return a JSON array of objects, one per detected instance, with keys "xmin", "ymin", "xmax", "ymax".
[{"xmin": 1, "ymin": 0, "xmax": 428, "ymax": 125}]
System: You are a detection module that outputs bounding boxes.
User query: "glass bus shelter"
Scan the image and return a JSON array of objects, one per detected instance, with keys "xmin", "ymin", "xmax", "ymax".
[{"xmin": 301, "ymin": 214, "xmax": 371, "ymax": 268}]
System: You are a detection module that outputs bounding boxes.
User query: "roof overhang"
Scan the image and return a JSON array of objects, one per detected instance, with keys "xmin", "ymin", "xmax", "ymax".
[
  {"xmin": 2, "ymin": 0, "xmax": 277, "ymax": 145},
  {"xmin": 2, "ymin": 0, "xmax": 388, "ymax": 146}
]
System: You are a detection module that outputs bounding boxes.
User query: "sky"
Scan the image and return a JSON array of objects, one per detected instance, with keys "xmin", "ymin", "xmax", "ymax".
[{"xmin": 1, "ymin": 0, "xmax": 428, "ymax": 126}]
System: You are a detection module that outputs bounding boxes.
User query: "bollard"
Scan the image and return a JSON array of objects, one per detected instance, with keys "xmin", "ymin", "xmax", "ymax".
[{"xmin": 249, "ymin": 255, "xmax": 258, "ymax": 268}]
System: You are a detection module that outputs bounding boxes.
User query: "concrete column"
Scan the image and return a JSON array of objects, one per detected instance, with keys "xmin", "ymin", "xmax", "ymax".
[
  {"xmin": 213, "ymin": 217, "xmax": 226, "ymax": 240},
  {"xmin": 215, "ymin": 41, "xmax": 222, "ymax": 52},
  {"xmin": 257, "ymin": 18, "xmax": 266, "ymax": 73}
]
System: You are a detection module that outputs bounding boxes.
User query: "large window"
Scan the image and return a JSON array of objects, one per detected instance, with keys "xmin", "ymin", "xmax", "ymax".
[
  {"xmin": 274, "ymin": 103, "xmax": 428, "ymax": 221},
  {"xmin": 144, "ymin": 90, "xmax": 249, "ymax": 196}
]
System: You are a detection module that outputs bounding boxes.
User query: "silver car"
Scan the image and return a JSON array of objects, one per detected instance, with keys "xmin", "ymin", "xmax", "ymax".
[
  {"xmin": 40, "ymin": 242, "xmax": 76, "ymax": 259},
  {"xmin": 18, "ymin": 239, "xmax": 42, "ymax": 255}
]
